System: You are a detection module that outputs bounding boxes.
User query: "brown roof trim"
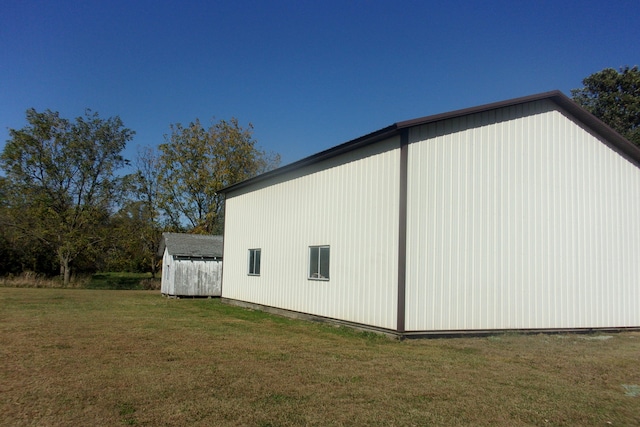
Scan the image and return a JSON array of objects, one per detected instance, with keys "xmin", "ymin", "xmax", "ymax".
[
  {"xmin": 219, "ymin": 90, "xmax": 640, "ymax": 194},
  {"xmin": 219, "ymin": 123, "xmax": 399, "ymax": 194},
  {"xmin": 547, "ymin": 91, "xmax": 640, "ymax": 165},
  {"xmin": 394, "ymin": 90, "xmax": 565, "ymax": 129}
]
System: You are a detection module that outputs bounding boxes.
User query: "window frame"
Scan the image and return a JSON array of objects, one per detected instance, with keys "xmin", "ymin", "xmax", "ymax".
[
  {"xmin": 248, "ymin": 248, "xmax": 261, "ymax": 276},
  {"xmin": 308, "ymin": 245, "xmax": 330, "ymax": 281}
]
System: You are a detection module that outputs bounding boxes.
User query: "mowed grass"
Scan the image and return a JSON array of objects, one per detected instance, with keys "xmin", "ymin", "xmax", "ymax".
[{"xmin": 1, "ymin": 288, "xmax": 639, "ymax": 426}]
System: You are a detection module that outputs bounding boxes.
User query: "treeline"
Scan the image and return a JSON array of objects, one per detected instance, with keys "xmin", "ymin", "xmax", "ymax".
[
  {"xmin": 1, "ymin": 66, "xmax": 638, "ymax": 284},
  {"xmin": 0, "ymin": 111, "xmax": 279, "ymax": 284}
]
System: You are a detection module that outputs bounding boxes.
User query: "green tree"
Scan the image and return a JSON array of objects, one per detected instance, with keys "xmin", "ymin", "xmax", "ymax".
[
  {"xmin": 0, "ymin": 108, "xmax": 134, "ymax": 284},
  {"xmin": 103, "ymin": 201, "xmax": 159, "ymax": 273},
  {"xmin": 571, "ymin": 66, "xmax": 640, "ymax": 146},
  {"xmin": 105, "ymin": 146, "xmax": 163, "ymax": 276},
  {"xmin": 0, "ymin": 176, "xmax": 58, "ymax": 275},
  {"xmin": 158, "ymin": 118, "xmax": 280, "ymax": 234},
  {"xmin": 131, "ymin": 146, "xmax": 163, "ymax": 276}
]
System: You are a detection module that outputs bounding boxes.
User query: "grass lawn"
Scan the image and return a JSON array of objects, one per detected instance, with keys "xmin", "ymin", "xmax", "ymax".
[{"xmin": 1, "ymin": 288, "xmax": 639, "ymax": 426}]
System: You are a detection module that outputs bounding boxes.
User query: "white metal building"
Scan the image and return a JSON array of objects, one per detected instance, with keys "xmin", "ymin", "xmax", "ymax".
[
  {"xmin": 219, "ymin": 91, "xmax": 640, "ymax": 336},
  {"xmin": 158, "ymin": 233, "xmax": 223, "ymax": 297}
]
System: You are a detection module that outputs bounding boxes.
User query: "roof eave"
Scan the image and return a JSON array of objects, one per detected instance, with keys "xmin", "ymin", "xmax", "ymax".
[
  {"xmin": 218, "ymin": 90, "xmax": 640, "ymax": 195},
  {"xmin": 218, "ymin": 124, "xmax": 399, "ymax": 194},
  {"xmin": 395, "ymin": 90, "xmax": 564, "ymax": 129},
  {"xmin": 549, "ymin": 92, "xmax": 640, "ymax": 165}
]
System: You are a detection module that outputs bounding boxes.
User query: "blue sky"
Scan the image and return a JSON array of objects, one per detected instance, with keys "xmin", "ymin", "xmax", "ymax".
[{"xmin": 1, "ymin": 0, "xmax": 639, "ymax": 168}]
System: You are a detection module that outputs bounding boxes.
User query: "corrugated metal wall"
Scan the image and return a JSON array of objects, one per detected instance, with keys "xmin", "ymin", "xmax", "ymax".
[
  {"xmin": 223, "ymin": 137, "xmax": 401, "ymax": 329},
  {"xmin": 405, "ymin": 99, "xmax": 640, "ymax": 331}
]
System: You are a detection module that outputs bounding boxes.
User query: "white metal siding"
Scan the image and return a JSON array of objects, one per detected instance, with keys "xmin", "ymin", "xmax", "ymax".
[
  {"xmin": 405, "ymin": 100, "xmax": 640, "ymax": 331},
  {"xmin": 223, "ymin": 137, "xmax": 401, "ymax": 329}
]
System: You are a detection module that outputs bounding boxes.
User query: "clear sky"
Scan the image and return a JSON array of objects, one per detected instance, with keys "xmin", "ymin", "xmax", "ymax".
[{"xmin": 1, "ymin": 0, "xmax": 639, "ymax": 168}]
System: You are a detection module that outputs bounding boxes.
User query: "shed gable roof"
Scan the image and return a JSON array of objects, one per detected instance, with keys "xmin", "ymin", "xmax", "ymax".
[
  {"xmin": 219, "ymin": 90, "xmax": 640, "ymax": 195},
  {"xmin": 158, "ymin": 232, "xmax": 223, "ymax": 258}
]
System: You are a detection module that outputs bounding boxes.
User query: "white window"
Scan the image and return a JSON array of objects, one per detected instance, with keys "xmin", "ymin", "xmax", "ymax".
[
  {"xmin": 308, "ymin": 245, "xmax": 330, "ymax": 280},
  {"xmin": 248, "ymin": 248, "xmax": 261, "ymax": 275}
]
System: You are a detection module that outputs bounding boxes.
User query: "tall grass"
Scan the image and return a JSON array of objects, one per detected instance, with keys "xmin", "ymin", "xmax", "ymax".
[
  {"xmin": 0, "ymin": 271, "xmax": 160, "ymax": 290},
  {"xmin": 0, "ymin": 271, "xmax": 89, "ymax": 288}
]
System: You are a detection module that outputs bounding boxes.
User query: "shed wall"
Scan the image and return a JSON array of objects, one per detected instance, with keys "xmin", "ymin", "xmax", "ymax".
[
  {"xmin": 173, "ymin": 258, "xmax": 222, "ymax": 296},
  {"xmin": 161, "ymin": 249, "xmax": 222, "ymax": 296},
  {"xmin": 405, "ymin": 99, "xmax": 640, "ymax": 331},
  {"xmin": 222, "ymin": 137, "xmax": 402, "ymax": 329},
  {"xmin": 161, "ymin": 249, "xmax": 175, "ymax": 295}
]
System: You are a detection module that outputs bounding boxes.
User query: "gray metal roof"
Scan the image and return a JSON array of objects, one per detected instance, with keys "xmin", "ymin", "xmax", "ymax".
[
  {"xmin": 158, "ymin": 232, "xmax": 223, "ymax": 258},
  {"xmin": 218, "ymin": 90, "xmax": 640, "ymax": 195}
]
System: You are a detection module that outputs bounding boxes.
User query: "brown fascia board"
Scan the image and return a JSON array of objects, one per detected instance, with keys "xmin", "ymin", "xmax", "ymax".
[
  {"xmin": 548, "ymin": 91, "xmax": 640, "ymax": 166},
  {"xmin": 394, "ymin": 90, "xmax": 565, "ymax": 129},
  {"xmin": 218, "ymin": 123, "xmax": 399, "ymax": 194},
  {"xmin": 219, "ymin": 90, "xmax": 640, "ymax": 195}
]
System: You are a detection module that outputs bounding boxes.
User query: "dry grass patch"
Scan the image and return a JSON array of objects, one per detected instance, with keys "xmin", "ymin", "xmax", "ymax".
[
  {"xmin": 0, "ymin": 271, "xmax": 88, "ymax": 288},
  {"xmin": 1, "ymin": 288, "xmax": 639, "ymax": 426}
]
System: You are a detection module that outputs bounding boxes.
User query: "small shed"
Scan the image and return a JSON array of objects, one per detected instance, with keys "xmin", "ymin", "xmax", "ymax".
[{"xmin": 158, "ymin": 232, "xmax": 223, "ymax": 297}]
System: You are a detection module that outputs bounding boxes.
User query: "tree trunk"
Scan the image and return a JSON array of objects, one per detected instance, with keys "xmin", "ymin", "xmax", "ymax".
[
  {"xmin": 64, "ymin": 264, "xmax": 71, "ymax": 286},
  {"xmin": 150, "ymin": 258, "xmax": 157, "ymax": 279},
  {"xmin": 59, "ymin": 252, "xmax": 71, "ymax": 287}
]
